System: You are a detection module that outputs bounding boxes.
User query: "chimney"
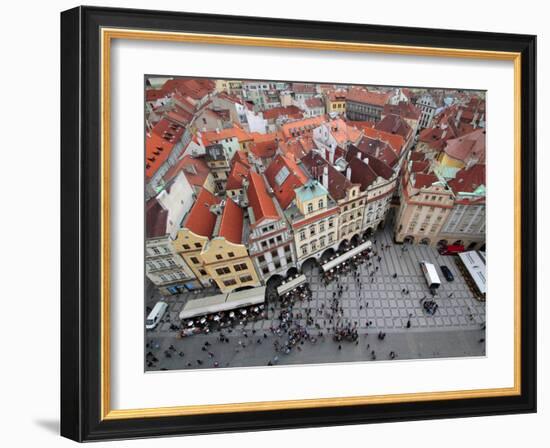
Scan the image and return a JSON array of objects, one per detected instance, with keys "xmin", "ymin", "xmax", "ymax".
[
  {"xmin": 329, "ymin": 149, "xmax": 335, "ymax": 164},
  {"xmin": 346, "ymin": 166, "xmax": 352, "ymax": 180},
  {"xmin": 322, "ymin": 166, "xmax": 329, "ymax": 190},
  {"xmin": 356, "ymin": 151, "xmax": 362, "ymax": 161}
]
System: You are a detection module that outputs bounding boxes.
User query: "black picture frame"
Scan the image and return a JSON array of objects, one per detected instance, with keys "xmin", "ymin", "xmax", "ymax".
[{"xmin": 61, "ymin": 5, "xmax": 536, "ymax": 442}]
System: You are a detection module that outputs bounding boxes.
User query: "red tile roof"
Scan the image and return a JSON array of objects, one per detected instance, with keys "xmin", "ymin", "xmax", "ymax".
[
  {"xmin": 292, "ymin": 83, "xmax": 316, "ymax": 94},
  {"xmin": 281, "ymin": 116, "xmax": 327, "ymax": 139},
  {"xmin": 146, "ymin": 89, "xmax": 168, "ymax": 102},
  {"xmin": 374, "ymin": 114, "xmax": 413, "ymax": 141},
  {"xmin": 279, "ymin": 136, "xmax": 316, "ymax": 161},
  {"xmin": 301, "ymin": 152, "xmax": 353, "ymax": 201},
  {"xmin": 226, "ymin": 161, "xmax": 250, "ymax": 190},
  {"xmin": 218, "ymin": 198, "xmax": 244, "ymax": 244},
  {"xmin": 164, "ymin": 155, "xmax": 211, "ymax": 188},
  {"xmin": 413, "ymin": 173, "xmax": 439, "ymax": 189},
  {"xmin": 305, "ymin": 97, "xmax": 324, "ymax": 109},
  {"xmin": 184, "ymin": 188, "xmax": 220, "ymax": 238},
  {"xmin": 247, "ymin": 171, "xmax": 279, "ymax": 226},
  {"xmin": 362, "ymin": 126, "xmax": 405, "ymax": 155},
  {"xmin": 346, "ymin": 87, "xmax": 391, "ymax": 107},
  {"xmin": 264, "ymin": 154, "xmax": 309, "ymax": 209},
  {"xmin": 262, "ymin": 105, "xmax": 304, "ymax": 121},
  {"xmin": 161, "ymin": 78, "xmax": 215, "ymax": 100},
  {"xmin": 444, "ymin": 128, "xmax": 486, "ymax": 164},
  {"xmin": 383, "ymin": 101, "xmax": 421, "ymax": 120},
  {"xmin": 202, "ymin": 124, "xmax": 252, "ymax": 145},
  {"xmin": 448, "ymin": 164, "xmax": 486, "ymax": 195},
  {"xmin": 145, "ymin": 132, "xmax": 174, "ymax": 179}
]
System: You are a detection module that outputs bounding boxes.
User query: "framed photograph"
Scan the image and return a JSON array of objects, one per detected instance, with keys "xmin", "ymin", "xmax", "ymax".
[{"xmin": 60, "ymin": 6, "xmax": 537, "ymax": 441}]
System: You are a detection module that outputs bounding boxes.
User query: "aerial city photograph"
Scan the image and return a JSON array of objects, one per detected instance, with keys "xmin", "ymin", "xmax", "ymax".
[{"xmin": 144, "ymin": 76, "xmax": 487, "ymax": 371}]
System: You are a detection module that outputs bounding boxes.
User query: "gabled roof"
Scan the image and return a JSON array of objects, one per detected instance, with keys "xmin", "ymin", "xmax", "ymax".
[
  {"xmin": 305, "ymin": 97, "xmax": 324, "ymax": 109},
  {"xmin": 262, "ymin": 105, "xmax": 304, "ymax": 121},
  {"xmin": 183, "ymin": 188, "xmax": 220, "ymax": 238},
  {"xmin": 448, "ymin": 164, "xmax": 486, "ymax": 195},
  {"xmin": 264, "ymin": 154, "xmax": 309, "ymax": 209},
  {"xmin": 354, "ymin": 137, "xmax": 398, "ymax": 167},
  {"xmin": 301, "ymin": 151, "xmax": 353, "ymax": 201},
  {"xmin": 231, "ymin": 150, "xmax": 250, "ymax": 168},
  {"xmin": 374, "ymin": 114, "xmax": 413, "ymax": 141},
  {"xmin": 444, "ymin": 128, "xmax": 486, "ymax": 164},
  {"xmin": 279, "ymin": 136, "xmax": 316, "ymax": 161},
  {"xmin": 247, "ymin": 171, "xmax": 279, "ymax": 226},
  {"xmin": 145, "ymin": 132, "xmax": 174, "ymax": 179},
  {"xmin": 413, "ymin": 173, "xmax": 439, "ymax": 189},
  {"xmin": 347, "ymin": 156, "xmax": 378, "ymax": 191},
  {"xmin": 202, "ymin": 124, "xmax": 252, "ymax": 145},
  {"xmin": 163, "ymin": 154, "xmax": 211, "ymax": 188},
  {"xmin": 346, "ymin": 87, "xmax": 391, "ymax": 107},
  {"xmin": 218, "ymin": 198, "xmax": 244, "ymax": 244},
  {"xmin": 383, "ymin": 101, "xmax": 421, "ymax": 120},
  {"xmin": 361, "ymin": 126, "xmax": 405, "ymax": 155},
  {"xmin": 281, "ymin": 116, "xmax": 327, "ymax": 139},
  {"xmin": 226, "ymin": 161, "xmax": 250, "ymax": 190}
]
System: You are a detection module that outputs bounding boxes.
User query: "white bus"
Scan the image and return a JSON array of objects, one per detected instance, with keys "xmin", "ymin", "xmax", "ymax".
[
  {"xmin": 419, "ymin": 261, "xmax": 441, "ymax": 289},
  {"xmin": 146, "ymin": 301, "xmax": 168, "ymax": 330}
]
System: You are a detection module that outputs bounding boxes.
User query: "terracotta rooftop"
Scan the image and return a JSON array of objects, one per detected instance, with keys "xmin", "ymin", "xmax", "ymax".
[
  {"xmin": 281, "ymin": 116, "xmax": 327, "ymax": 139},
  {"xmin": 444, "ymin": 128, "xmax": 486, "ymax": 164},
  {"xmin": 448, "ymin": 164, "xmax": 486, "ymax": 195},
  {"xmin": 202, "ymin": 124, "xmax": 252, "ymax": 145},
  {"xmin": 292, "ymin": 83, "xmax": 317, "ymax": 94},
  {"xmin": 346, "ymin": 87, "xmax": 391, "ymax": 107},
  {"xmin": 226, "ymin": 160, "xmax": 250, "ymax": 190},
  {"xmin": 383, "ymin": 101, "xmax": 421, "ymax": 120},
  {"xmin": 264, "ymin": 153, "xmax": 309, "ymax": 209},
  {"xmin": 163, "ymin": 155, "xmax": 211, "ymax": 189},
  {"xmin": 262, "ymin": 105, "xmax": 304, "ymax": 121},
  {"xmin": 374, "ymin": 114, "xmax": 413, "ymax": 141},
  {"xmin": 161, "ymin": 78, "xmax": 215, "ymax": 100},
  {"xmin": 183, "ymin": 188, "xmax": 220, "ymax": 238},
  {"xmin": 305, "ymin": 97, "xmax": 325, "ymax": 109},
  {"xmin": 218, "ymin": 198, "xmax": 244, "ymax": 244},
  {"xmin": 145, "ymin": 132, "xmax": 174, "ymax": 179},
  {"xmin": 413, "ymin": 173, "xmax": 439, "ymax": 189},
  {"xmin": 301, "ymin": 152, "xmax": 353, "ymax": 201},
  {"xmin": 247, "ymin": 171, "xmax": 279, "ymax": 226}
]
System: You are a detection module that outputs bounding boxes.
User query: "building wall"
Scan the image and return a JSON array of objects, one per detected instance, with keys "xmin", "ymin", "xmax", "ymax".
[
  {"xmin": 346, "ymin": 101, "xmax": 383, "ymax": 121},
  {"xmin": 337, "ymin": 185, "xmax": 366, "ymax": 243},
  {"xmin": 171, "ymin": 229, "xmax": 212, "ymax": 287},
  {"xmin": 201, "ymin": 237, "xmax": 261, "ymax": 293}
]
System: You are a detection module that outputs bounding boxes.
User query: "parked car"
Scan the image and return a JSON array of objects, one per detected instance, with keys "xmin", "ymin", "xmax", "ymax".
[{"xmin": 440, "ymin": 265, "xmax": 454, "ymax": 281}]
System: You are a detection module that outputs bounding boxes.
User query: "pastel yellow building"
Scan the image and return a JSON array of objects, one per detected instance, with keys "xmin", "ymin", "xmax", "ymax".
[{"xmin": 201, "ymin": 199, "xmax": 260, "ymax": 293}]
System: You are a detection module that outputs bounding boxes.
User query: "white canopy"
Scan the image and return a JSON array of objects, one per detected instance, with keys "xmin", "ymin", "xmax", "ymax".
[
  {"xmin": 226, "ymin": 286, "xmax": 266, "ymax": 308},
  {"xmin": 179, "ymin": 286, "xmax": 266, "ymax": 320},
  {"xmin": 321, "ymin": 240, "xmax": 372, "ymax": 272},
  {"xmin": 277, "ymin": 274, "xmax": 307, "ymax": 295}
]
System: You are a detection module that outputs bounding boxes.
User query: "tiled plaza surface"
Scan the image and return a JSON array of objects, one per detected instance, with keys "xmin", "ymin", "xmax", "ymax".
[
  {"xmin": 145, "ymin": 224, "xmax": 486, "ymax": 370},
  {"xmin": 148, "ymin": 224, "xmax": 485, "ymax": 336}
]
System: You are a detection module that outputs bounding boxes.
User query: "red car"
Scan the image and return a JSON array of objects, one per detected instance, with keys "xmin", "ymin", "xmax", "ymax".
[{"xmin": 438, "ymin": 244, "xmax": 465, "ymax": 255}]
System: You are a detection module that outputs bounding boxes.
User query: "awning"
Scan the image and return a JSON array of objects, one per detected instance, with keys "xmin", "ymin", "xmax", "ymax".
[
  {"xmin": 322, "ymin": 240, "xmax": 372, "ymax": 273},
  {"xmin": 277, "ymin": 274, "xmax": 307, "ymax": 296},
  {"xmin": 179, "ymin": 286, "xmax": 266, "ymax": 320},
  {"xmin": 225, "ymin": 286, "xmax": 266, "ymax": 309},
  {"xmin": 179, "ymin": 293, "xmax": 228, "ymax": 320}
]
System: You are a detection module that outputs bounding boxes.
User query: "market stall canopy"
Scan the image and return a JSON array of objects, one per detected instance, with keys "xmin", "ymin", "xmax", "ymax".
[
  {"xmin": 321, "ymin": 240, "xmax": 372, "ymax": 272},
  {"xmin": 277, "ymin": 274, "xmax": 307, "ymax": 295}
]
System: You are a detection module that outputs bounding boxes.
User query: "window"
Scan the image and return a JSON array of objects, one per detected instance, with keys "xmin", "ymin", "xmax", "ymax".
[
  {"xmin": 310, "ymin": 240, "xmax": 317, "ymax": 251},
  {"xmin": 271, "ymin": 250, "xmax": 278, "ymax": 258},
  {"xmin": 328, "ymin": 233, "xmax": 334, "ymax": 243},
  {"xmin": 239, "ymin": 275, "xmax": 253, "ymax": 283},
  {"xmin": 182, "ymin": 244, "xmax": 191, "ymax": 250},
  {"xmin": 258, "ymin": 255, "xmax": 266, "ymax": 263},
  {"xmin": 190, "ymin": 257, "xmax": 200, "ymax": 265},
  {"xmin": 300, "ymin": 231, "xmax": 306, "ymax": 241},
  {"xmin": 274, "ymin": 261, "xmax": 281, "ymax": 269},
  {"xmin": 318, "ymin": 199, "xmax": 324, "ymax": 209},
  {"xmin": 301, "ymin": 245, "xmax": 308, "ymax": 256},
  {"xmin": 199, "ymin": 269, "xmax": 207, "ymax": 276},
  {"xmin": 328, "ymin": 219, "xmax": 334, "ymax": 228},
  {"xmin": 228, "ymin": 251, "xmax": 235, "ymax": 258},
  {"xmin": 152, "ymin": 247, "xmax": 160, "ymax": 255},
  {"xmin": 319, "ymin": 221, "xmax": 325, "ymax": 232},
  {"xmin": 234, "ymin": 263, "xmax": 248, "ymax": 272},
  {"xmin": 276, "ymin": 235, "xmax": 282, "ymax": 243},
  {"xmin": 216, "ymin": 254, "xmax": 223, "ymax": 260},
  {"xmin": 284, "ymin": 245, "xmax": 291, "ymax": 253},
  {"xmin": 261, "ymin": 241, "xmax": 268, "ymax": 249},
  {"xmin": 262, "ymin": 267, "xmax": 270, "ymax": 275},
  {"xmin": 286, "ymin": 256, "xmax": 292, "ymax": 264},
  {"xmin": 269, "ymin": 238, "xmax": 275, "ymax": 245},
  {"xmin": 309, "ymin": 225, "xmax": 316, "ymax": 236},
  {"xmin": 274, "ymin": 166, "xmax": 290, "ymax": 186},
  {"xmin": 223, "ymin": 279, "xmax": 237, "ymax": 287},
  {"xmin": 320, "ymin": 236, "xmax": 326, "ymax": 247},
  {"xmin": 307, "ymin": 203, "xmax": 314, "ymax": 213}
]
